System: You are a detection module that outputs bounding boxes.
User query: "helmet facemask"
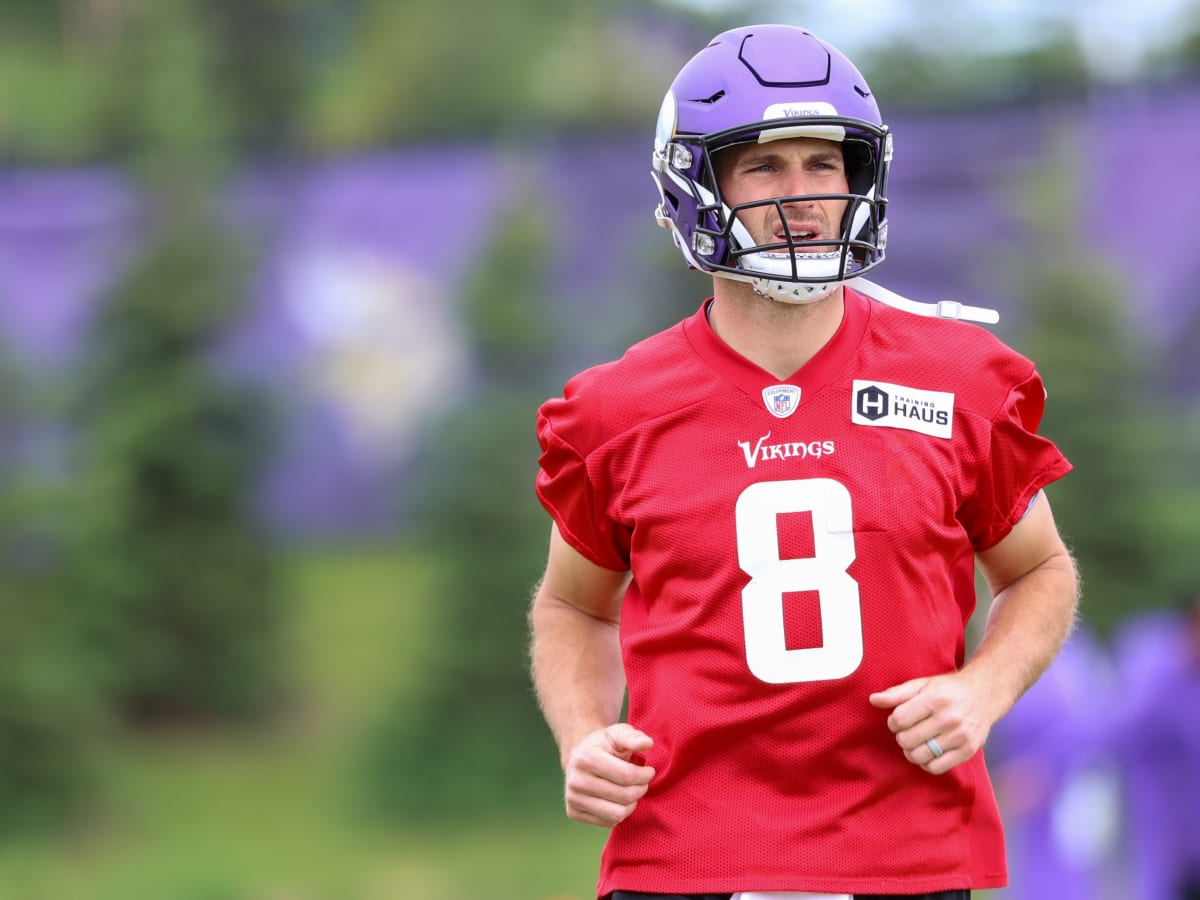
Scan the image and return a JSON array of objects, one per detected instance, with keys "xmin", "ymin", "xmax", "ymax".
[{"xmin": 672, "ymin": 121, "xmax": 890, "ymax": 304}]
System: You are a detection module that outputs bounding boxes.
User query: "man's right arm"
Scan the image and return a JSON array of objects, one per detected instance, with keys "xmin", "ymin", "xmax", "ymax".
[{"xmin": 528, "ymin": 524, "xmax": 656, "ymax": 827}]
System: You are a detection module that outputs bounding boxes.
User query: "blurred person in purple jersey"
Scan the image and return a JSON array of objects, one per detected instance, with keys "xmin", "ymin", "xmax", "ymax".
[
  {"xmin": 1108, "ymin": 595, "xmax": 1200, "ymax": 900},
  {"xmin": 988, "ymin": 627, "xmax": 1122, "ymax": 900}
]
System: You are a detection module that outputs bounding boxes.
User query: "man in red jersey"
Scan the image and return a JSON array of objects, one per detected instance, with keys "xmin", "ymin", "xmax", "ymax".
[{"xmin": 529, "ymin": 23, "xmax": 1079, "ymax": 900}]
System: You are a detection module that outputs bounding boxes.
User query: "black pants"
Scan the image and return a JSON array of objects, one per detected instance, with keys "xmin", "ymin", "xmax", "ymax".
[{"xmin": 610, "ymin": 892, "xmax": 970, "ymax": 900}]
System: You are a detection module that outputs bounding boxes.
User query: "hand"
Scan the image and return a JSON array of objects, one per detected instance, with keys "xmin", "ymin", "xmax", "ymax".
[
  {"xmin": 868, "ymin": 672, "xmax": 995, "ymax": 775},
  {"xmin": 562, "ymin": 723, "xmax": 656, "ymax": 827}
]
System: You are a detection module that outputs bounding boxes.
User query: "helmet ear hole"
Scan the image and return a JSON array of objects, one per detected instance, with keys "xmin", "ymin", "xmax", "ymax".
[{"xmin": 843, "ymin": 139, "xmax": 876, "ymax": 197}]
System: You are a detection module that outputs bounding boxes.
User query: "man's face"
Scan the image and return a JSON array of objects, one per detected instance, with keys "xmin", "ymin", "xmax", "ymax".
[{"xmin": 713, "ymin": 136, "xmax": 850, "ymax": 255}]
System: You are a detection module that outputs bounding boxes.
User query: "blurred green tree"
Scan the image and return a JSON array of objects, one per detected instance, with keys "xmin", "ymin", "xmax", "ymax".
[
  {"xmin": 359, "ymin": 182, "xmax": 564, "ymax": 816},
  {"xmin": 4, "ymin": 1, "xmax": 1200, "ymax": 161},
  {"xmin": 55, "ymin": 0, "xmax": 287, "ymax": 723},
  {"xmin": 303, "ymin": 0, "xmax": 701, "ymax": 149},
  {"xmin": 0, "ymin": 0, "xmax": 309, "ymax": 164},
  {"xmin": 1003, "ymin": 140, "xmax": 1200, "ymax": 636},
  {"xmin": 0, "ymin": 0, "xmax": 719, "ymax": 160},
  {"xmin": 0, "ymin": 353, "xmax": 105, "ymax": 832},
  {"xmin": 63, "ymin": 219, "xmax": 285, "ymax": 722},
  {"xmin": 863, "ymin": 28, "xmax": 1093, "ymax": 110}
]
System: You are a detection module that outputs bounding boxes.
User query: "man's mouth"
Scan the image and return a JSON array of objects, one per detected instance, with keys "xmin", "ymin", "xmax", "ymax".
[{"xmin": 776, "ymin": 225, "xmax": 820, "ymax": 243}]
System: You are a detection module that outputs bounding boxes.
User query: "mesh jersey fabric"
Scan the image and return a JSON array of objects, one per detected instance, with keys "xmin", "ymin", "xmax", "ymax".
[{"xmin": 535, "ymin": 287, "xmax": 1073, "ymax": 897}]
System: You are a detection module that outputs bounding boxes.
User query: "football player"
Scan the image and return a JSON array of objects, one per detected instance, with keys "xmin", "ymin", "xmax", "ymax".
[{"xmin": 530, "ymin": 23, "xmax": 1078, "ymax": 900}]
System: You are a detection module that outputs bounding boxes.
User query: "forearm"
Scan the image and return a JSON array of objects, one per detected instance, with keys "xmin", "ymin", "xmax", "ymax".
[
  {"xmin": 530, "ymin": 590, "xmax": 627, "ymax": 767},
  {"xmin": 964, "ymin": 550, "xmax": 1079, "ymax": 724}
]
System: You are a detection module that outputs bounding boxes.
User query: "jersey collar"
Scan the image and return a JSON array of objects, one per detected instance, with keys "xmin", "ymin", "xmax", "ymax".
[{"xmin": 682, "ymin": 286, "xmax": 871, "ymax": 407}]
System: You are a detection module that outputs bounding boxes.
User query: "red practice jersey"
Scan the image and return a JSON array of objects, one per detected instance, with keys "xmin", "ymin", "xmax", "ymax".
[{"xmin": 535, "ymin": 287, "xmax": 1072, "ymax": 897}]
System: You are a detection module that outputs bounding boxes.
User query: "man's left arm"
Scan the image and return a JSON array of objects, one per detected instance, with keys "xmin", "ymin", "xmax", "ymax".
[{"xmin": 869, "ymin": 491, "xmax": 1079, "ymax": 773}]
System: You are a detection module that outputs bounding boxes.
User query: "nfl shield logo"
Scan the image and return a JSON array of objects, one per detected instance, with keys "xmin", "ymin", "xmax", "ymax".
[{"xmin": 762, "ymin": 384, "xmax": 801, "ymax": 419}]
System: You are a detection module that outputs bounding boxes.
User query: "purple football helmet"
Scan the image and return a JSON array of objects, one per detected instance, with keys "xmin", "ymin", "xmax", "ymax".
[{"xmin": 652, "ymin": 24, "xmax": 892, "ymax": 303}]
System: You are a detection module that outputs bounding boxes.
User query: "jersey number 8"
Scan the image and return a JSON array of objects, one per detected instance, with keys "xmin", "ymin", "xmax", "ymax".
[{"xmin": 735, "ymin": 478, "xmax": 864, "ymax": 684}]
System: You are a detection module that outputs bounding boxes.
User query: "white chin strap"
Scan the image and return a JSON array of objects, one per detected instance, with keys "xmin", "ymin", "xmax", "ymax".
[
  {"xmin": 738, "ymin": 250, "xmax": 847, "ymax": 303},
  {"xmin": 749, "ymin": 263, "xmax": 841, "ymax": 304},
  {"xmin": 752, "ymin": 276, "xmax": 840, "ymax": 303},
  {"xmin": 714, "ymin": 261, "xmax": 841, "ymax": 304}
]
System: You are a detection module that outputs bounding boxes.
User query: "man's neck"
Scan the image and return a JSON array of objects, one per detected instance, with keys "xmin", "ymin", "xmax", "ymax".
[{"xmin": 707, "ymin": 280, "xmax": 845, "ymax": 380}]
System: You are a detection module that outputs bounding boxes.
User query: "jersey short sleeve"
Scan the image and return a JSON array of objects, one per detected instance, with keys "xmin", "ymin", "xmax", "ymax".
[
  {"xmin": 960, "ymin": 367, "xmax": 1073, "ymax": 551},
  {"xmin": 536, "ymin": 392, "xmax": 631, "ymax": 571}
]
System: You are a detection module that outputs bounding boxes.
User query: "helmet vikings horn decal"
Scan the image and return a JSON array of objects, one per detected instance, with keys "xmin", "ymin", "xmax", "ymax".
[{"xmin": 651, "ymin": 25, "xmax": 892, "ymax": 304}]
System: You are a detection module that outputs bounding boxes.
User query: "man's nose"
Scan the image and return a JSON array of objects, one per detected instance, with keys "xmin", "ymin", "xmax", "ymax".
[{"xmin": 780, "ymin": 167, "xmax": 816, "ymax": 198}]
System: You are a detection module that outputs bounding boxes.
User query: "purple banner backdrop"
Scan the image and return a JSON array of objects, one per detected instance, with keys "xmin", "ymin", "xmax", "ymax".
[{"xmin": 1, "ymin": 87, "xmax": 1198, "ymax": 535}]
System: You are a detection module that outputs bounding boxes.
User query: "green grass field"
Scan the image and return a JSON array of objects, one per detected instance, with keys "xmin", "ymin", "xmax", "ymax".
[{"xmin": 0, "ymin": 545, "xmax": 606, "ymax": 900}]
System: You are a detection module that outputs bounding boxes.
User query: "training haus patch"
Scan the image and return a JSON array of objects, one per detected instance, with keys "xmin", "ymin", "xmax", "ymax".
[{"xmin": 851, "ymin": 380, "xmax": 955, "ymax": 438}]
